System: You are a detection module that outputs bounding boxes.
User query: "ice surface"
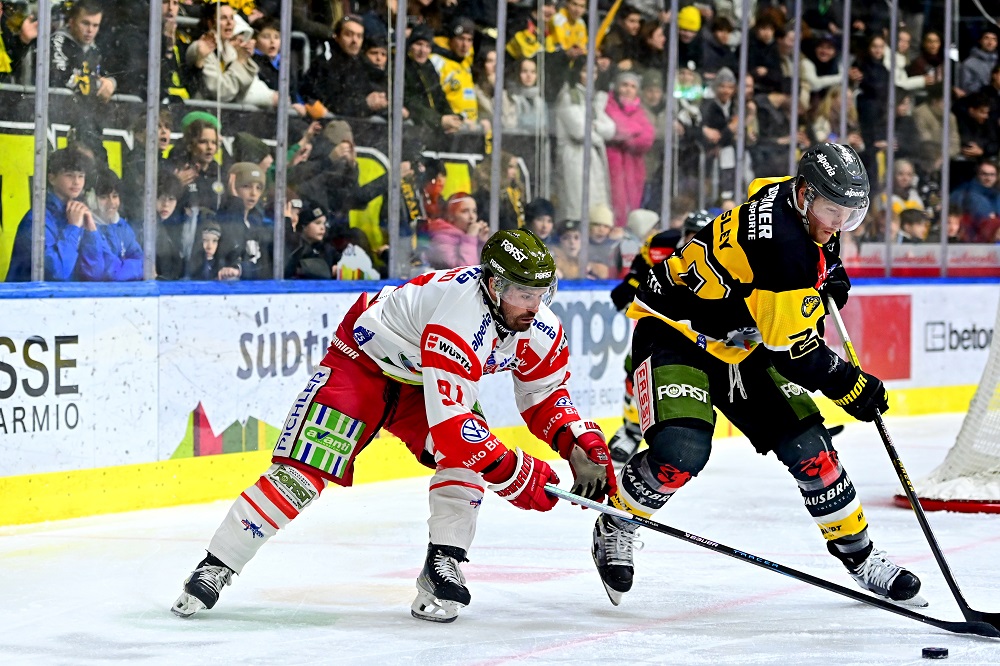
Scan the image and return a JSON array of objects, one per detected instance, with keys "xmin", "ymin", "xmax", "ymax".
[{"xmin": 2, "ymin": 414, "xmax": 999, "ymax": 665}]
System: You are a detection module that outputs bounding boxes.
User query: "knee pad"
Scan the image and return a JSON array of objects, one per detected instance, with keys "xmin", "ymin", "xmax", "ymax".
[{"xmin": 612, "ymin": 425, "xmax": 712, "ymax": 516}]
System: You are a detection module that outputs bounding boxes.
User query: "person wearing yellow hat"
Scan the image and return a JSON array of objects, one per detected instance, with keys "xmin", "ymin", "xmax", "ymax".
[{"xmin": 675, "ymin": 5, "xmax": 704, "ymax": 71}]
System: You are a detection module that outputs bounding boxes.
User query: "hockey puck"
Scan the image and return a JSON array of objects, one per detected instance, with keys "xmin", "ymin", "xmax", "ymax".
[{"xmin": 922, "ymin": 647, "xmax": 948, "ymax": 659}]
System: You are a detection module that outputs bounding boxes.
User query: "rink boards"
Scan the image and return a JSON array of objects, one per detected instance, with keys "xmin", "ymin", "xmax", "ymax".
[{"xmin": 0, "ymin": 279, "xmax": 996, "ymax": 525}]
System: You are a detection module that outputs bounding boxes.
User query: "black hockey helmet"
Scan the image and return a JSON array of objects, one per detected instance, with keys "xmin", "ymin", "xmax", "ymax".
[
  {"xmin": 683, "ymin": 209, "xmax": 714, "ymax": 235},
  {"xmin": 794, "ymin": 143, "xmax": 869, "ymax": 231}
]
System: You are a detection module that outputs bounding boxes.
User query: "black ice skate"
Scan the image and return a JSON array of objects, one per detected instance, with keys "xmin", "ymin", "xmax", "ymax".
[
  {"xmin": 592, "ymin": 514, "xmax": 640, "ymax": 605},
  {"xmin": 171, "ymin": 554, "xmax": 235, "ymax": 617},
  {"xmin": 608, "ymin": 423, "xmax": 643, "ymax": 465},
  {"xmin": 830, "ymin": 542, "xmax": 927, "ymax": 607},
  {"xmin": 411, "ymin": 543, "xmax": 471, "ymax": 623}
]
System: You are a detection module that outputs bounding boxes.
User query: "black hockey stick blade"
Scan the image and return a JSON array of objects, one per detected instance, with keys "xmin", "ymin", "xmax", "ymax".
[
  {"xmin": 826, "ymin": 297, "xmax": 1000, "ymax": 633},
  {"xmin": 544, "ymin": 484, "xmax": 1000, "ymax": 639}
]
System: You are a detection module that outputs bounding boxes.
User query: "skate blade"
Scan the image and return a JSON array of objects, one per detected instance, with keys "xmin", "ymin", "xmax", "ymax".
[
  {"xmin": 410, "ymin": 588, "xmax": 465, "ymax": 623},
  {"xmin": 891, "ymin": 592, "xmax": 929, "ymax": 608},
  {"xmin": 600, "ymin": 580, "xmax": 624, "ymax": 607},
  {"xmin": 171, "ymin": 592, "xmax": 207, "ymax": 618}
]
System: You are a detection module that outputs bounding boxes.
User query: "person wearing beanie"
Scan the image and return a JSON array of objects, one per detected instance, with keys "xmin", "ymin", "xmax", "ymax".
[
  {"xmin": 188, "ymin": 220, "xmax": 229, "ymax": 280},
  {"xmin": 588, "ymin": 203, "xmax": 617, "ymax": 279},
  {"xmin": 525, "ymin": 197, "xmax": 556, "ymax": 244},
  {"xmin": 180, "ymin": 110, "xmax": 221, "ymax": 132},
  {"xmin": 701, "ymin": 66, "xmax": 740, "ymax": 198},
  {"xmin": 675, "ymin": 5, "xmax": 704, "ymax": 71},
  {"xmin": 605, "ymin": 69, "xmax": 655, "ymax": 227},
  {"xmin": 405, "ymin": 23, "xmax": 464, "ymax": 142},
  {"xmin": 216, "ymin": 161, "xmax": 270, "ymax": 280}
]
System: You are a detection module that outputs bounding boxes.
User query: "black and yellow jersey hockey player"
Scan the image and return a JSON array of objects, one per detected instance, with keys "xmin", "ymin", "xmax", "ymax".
[{"xmin": 590, "ymin": 143, "xmax": 927, "ymax": 609}]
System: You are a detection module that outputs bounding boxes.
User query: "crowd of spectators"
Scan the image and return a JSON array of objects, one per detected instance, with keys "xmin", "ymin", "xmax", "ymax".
[{"xmin": 4, "ymin": 0, "xmax": 1000, "ymax": 283}]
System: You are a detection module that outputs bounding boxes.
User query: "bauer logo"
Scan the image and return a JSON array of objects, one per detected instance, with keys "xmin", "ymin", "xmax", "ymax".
[
  {"xmin": 461, "ymin": 418, "xmax": 490, "ymax": 443},
  {"xmin": 924, "ymin": 321, "xmax": 994, "ymax": 352}
]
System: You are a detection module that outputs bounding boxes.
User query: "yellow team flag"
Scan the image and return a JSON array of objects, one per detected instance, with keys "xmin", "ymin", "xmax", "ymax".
[{"xmin": 595, "ymin": 0, "xmax": 624, "ymax": 50}]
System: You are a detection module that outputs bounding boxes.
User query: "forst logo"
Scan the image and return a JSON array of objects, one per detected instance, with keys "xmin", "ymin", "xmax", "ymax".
[
  {"xmin": 501, "ymin": 239, "xmax": 527, "ymax": 262},
  {"xmin": 656, "ymin": 383, "xmax": 709, "ymax": 403}
]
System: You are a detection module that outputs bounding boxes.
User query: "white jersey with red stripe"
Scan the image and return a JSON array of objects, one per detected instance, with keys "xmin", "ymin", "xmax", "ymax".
[{"xmin": 351, "ymin": 265, "xmax": 581, "ymax": 473}]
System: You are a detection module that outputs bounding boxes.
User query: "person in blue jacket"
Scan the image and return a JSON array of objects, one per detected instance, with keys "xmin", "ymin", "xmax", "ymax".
[
  {"xmin": 7, "ymin": 147, "xmax": 101, "ymax": 281},
  {"xmin": 86, "ymin": 168, "xmax": 144, "ymax": 280}
]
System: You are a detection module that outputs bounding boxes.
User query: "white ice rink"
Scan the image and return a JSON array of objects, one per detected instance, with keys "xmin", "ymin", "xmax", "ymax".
[{"xmin": 2, "ymin": 413, "xmax": 999, "ymax": 665}]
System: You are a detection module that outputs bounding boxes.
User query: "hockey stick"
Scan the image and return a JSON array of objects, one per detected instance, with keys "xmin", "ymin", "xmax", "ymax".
[
  {"xmin": 825, "ymin": 298, "xmax": 1000, "ymax": 633},
  {"xmin": 544, "ymin": 484, "xmax": 1000, "ymax": 638}
]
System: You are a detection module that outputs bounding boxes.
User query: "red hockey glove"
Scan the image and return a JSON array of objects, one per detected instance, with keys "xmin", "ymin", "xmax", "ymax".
[
  {"xmin": 554, "ymin": 421, "xmax": 618, "ymax": 503},
  {"xmin": 484, "ymin": 448, "xmax": 560, "ymax": 512}
]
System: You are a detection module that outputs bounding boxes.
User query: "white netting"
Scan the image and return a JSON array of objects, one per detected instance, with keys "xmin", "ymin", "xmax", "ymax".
[{"xmin": 913, "ymin": 305, "xmax": 1000, "ymax": 503}]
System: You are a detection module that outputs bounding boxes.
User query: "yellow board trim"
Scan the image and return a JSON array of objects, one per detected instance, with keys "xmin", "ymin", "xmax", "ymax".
[{"xmin": 0, "ymin": 385, "xmax": 978, "ymax": 527}]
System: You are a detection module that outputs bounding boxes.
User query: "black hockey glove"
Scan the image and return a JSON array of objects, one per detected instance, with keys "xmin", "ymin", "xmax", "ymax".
[
  {"xmin": 820, "ymin": 264, "xmax": 851, "ymax": 311},
  {"xmin": 831, "ymin": 368, "xmax": 889, "ymax": 422},
  {"xmin": 610, "ymin": 280, "xmax": 635, "ymax": 312}
]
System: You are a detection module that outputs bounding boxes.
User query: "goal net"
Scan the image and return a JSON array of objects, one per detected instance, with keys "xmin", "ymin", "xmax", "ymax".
[{"xmin": 893, "ymin": 305, "xmax": 1000, "ymax": 513}]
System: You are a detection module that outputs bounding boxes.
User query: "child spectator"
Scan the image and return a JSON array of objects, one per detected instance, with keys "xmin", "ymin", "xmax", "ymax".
[
  {"xmin": 285, "ymin": 205, "xmax": 339, "ymax": 279},
  {"xmin": 219, "ymin": 162, "xmax": 271, "ymax": 280},
  {"xmin": 188, "ymin": 221, "xmax": 226, "ymax": 280},
  {"xmin": 328, "ymin": 221, "xmax": 381, "ymax": 280},
  {"xmin": 186, "ymin": 3, "xmax": 261, "ymax": 104},
  {"xmin": 361, "ymin": 32, "xmax": 390, "ymax": 120},
  {"xmin": 155, "ymin": 170, "xmax": 195, "ymax": 280},
  {"xmin": 525, "ymin": 198, "xmax": 556, "ymax": 245},
  {"xmin": 898, "ymin": 208, "xmax": 930, "ymax": 243},
  {"xmin": 605, "ymin": 71, "xmax": 655, "ymax": 226},
  {"xmin": 7, "ymin": 148, "xmax": 95, "ymax": 282},
  {"xmin": 587, "ymin": 204, "xmax": 617, "ymax": 279},
  {"xmin": 86, "ymin": 169, "xmax": 144, "ymax": 281},
  {"xmin": 251, "ymin": 16, "xmax": 305, "ymax": 115},
  {"xmin": 427, "ymin": 192, "xmax": 488, "ymax": 269},
  {"xmin": 551, "ymin": 218, "xmax": 582, "ymax": 279}
]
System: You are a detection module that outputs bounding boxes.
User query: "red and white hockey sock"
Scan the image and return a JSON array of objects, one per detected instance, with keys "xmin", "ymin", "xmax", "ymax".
[{"xmin": 208, "ymin": 463, "xmax": 326, "ymax": 574}]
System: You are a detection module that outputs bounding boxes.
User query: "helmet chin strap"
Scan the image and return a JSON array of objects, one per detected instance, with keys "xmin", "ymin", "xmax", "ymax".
[{"xmin": 792, "ymin": 178, "xmax": 810, "ymax": 231}]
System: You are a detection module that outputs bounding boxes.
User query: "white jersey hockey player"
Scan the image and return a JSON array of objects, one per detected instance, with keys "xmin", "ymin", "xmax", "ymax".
[{"xmin": 172, "ymin": 229, "xmax": 618, "ymax": 623}]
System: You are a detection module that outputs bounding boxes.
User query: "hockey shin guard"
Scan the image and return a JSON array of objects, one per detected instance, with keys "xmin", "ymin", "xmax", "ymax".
[
  {"xmin": 611, "ymin": 425, "xmax": 711, "ymax": 517},
  {"xmin": 775, "ymin": 424, "xmax": 869, "ymax": 550},
  {"xmin": 207, "ymin": 463, "xmax": 327, "ymax": 573}
]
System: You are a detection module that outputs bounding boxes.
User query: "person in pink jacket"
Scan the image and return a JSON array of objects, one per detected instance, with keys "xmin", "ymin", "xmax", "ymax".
[
  {"xmin": 427, "ymin": 192, "xmax": 489, "ymax": 269},
  {"xmin": 605, "ymin": 71, "xmax": 656, "ymax": 227}
]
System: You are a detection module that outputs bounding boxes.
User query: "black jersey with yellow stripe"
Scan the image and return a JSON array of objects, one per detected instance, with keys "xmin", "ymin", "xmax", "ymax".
[{"xmin": 628, "ymin": 177, "xmax": 854, "ymax": 397}]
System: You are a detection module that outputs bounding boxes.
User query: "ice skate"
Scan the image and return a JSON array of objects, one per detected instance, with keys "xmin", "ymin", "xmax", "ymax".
[
  {"xmin": 592, "ymin": 514, "xmax": 641, "ymax": 605},
  {"xmin": 410, "ymin": 543, "xmax": 471, "ymax": 623},
  {"xmin": 608, "ymin": 423, "xmax": 642, "ymax": 465},
  {"xmin": 171, "ymin": 554, "xmax": 234, "ymax": 617},
  {"xmin": 831, "ymin": 543, "xmax": 927, "ymax": 607}
]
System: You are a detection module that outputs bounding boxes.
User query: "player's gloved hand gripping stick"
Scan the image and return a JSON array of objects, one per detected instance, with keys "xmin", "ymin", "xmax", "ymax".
[{"xmin": 826, "ymin": 297, "xmax": 1000, "ymax": 635}]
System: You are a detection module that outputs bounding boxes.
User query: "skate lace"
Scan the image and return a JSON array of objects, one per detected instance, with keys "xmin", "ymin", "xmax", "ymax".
[
  {"xmin": 852, "ymin": 549, "xmax": 900, "ymax": 592},
  {"xmin": 603, "ymin": 521, "xmax": 644, "ymax": 565},
  {"xmin": 194, "ymin": 564, "xmax": 233, "ymax": 594},
  {"xmin": 432, "ymin": 553, "xmax": 467, "ymax": 585}
]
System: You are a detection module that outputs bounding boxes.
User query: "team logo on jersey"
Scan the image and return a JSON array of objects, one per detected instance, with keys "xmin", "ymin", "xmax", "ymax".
[
  {"xmin": 461, "ymin": 418, "xmax": 490, "ymax": 443},
  {"xmin": 353, "ymin": 326, "xmax": 375, "ymax": 346},
  {"xmin": 801, "ymin": 295, "xmax": 822, "ymax": 318},
  {"xmin": 241, "ymin": 519, "xmax": 265, "ymax": 538},
  {"xmin": 554, "ymin": 396, "xmax": 574, "ymax": 407},
  {"xmin": 397, "ymin": 353, "xmax": 420, "ymax": 374},
  {"xmin": 696, "ymin": 333, "xmax": 707, "ymax": 349}
]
